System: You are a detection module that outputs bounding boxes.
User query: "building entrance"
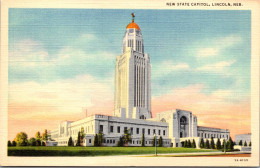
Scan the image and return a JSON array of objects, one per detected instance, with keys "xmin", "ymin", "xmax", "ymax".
[{"xmin": 180, "ymin": 116, "xmax": 188, "ymax": 138}]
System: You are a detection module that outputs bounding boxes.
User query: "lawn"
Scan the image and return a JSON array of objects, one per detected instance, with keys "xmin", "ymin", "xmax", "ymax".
[{"xmin": 8, "ymin": 146, "xmax": 218, "ymax": 156}]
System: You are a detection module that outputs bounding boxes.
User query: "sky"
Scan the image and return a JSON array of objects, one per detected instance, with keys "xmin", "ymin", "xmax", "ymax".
[{"xmin": 8, "ymin": 9, "xmax": 251, "ymax": 140}]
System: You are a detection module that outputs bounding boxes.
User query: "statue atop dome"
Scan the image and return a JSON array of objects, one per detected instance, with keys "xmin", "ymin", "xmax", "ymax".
[{"xmin": 131, "ymin": 13, "xmax": 135, "ymax": 22}]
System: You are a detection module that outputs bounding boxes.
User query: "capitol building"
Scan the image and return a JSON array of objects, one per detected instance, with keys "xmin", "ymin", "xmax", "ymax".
[{"xmin": 50, "ymin": 15, "xmax": 230, "ymax": 148}]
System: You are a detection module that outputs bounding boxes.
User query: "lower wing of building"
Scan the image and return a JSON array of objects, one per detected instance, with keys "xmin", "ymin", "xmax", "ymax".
[{"xmin": 49, "ymin": 109, "xmax": 230, "ymax": 148}]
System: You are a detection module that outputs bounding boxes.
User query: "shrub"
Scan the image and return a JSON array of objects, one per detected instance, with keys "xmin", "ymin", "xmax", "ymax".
[
  {"xmin": 210, "ymin": 137, "xmax": 215, "ymax": 149},
  {"xmin": 36, "ymin": 139, "xmax": 41, "ymax": 146},
  {"xmin": 68, "ymin": 137, "xmax": 73, "ymax": 146},
  {"xmin": 152, "ymin": 136, "xmax": 156, "ymax": 147},
  {"xmin": 158, "ymin": 136, "xmax": 163, "ymax": 147},
  {"xmin": 8, "ymin": 140, "xmax": 12, "ymax": 147},
  {"xmin": 117, "ymin": 136, "xmax": 124, "ymax": 147},
  {"xmin": 76, "ymin": 132, "xmax": 81, "ymax": 146},
  {"xmin": 97, "ymin": 132, "xmax": 104, "ymax": 147},
  {"xmin": 12, "ymin": 141, "xmax": 17, "ymax": 146},
  {"xmin": 227, "ymin": 137, "xmax": 234, "ymax": 150},
  {"xmin": 239, "ymin": 140, "xmax": 243, "ymax": 146},
  {"xmin": 141, "ymin": 134, "xmax": 145, "ymax": 147},
  {"xmin": 221, "ymin": 139, "xmax": 226, "ymax": 149},
  {"xmin": 191, "ymin": 139, "xmax": 196, "ymax": 148},
  {"xmin": 187, "ymin": 140, "xmax": 191, "ymax": 148},
  {"xmin": 93, "ymin": 134, "xmax": 98, "ymax": 147},
  {"xmin": 243, "ymin": 141, "xmax": 247, "ymax": 147},
  {"xmin": 200, "ymin": 138, "xmax": 204, "ymax": 148},
  {"xmin": 205, "ymin": 139, "xmax": 210, "ymax": 149},
  {"xmin": 28, "ymin": 137, "xmax": 37, "ymax": 146},
  {"xmin": 216, "ymin": 138, "xmax": 221, "ymax": 149},
  {"xmin": 184, "ymin": 140, "xmax": 187, "ymax": 148}
]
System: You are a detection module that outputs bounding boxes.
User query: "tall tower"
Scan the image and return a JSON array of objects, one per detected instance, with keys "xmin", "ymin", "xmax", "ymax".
[{"xmin": 114, "ymin": 13, "xmax": 151, "ymax": 119}]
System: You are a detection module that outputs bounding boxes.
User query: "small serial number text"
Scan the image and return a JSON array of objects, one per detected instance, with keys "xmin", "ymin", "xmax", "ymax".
[{"xmin": 234, "ymin": 159, "xmax": 248, "ymax": 162}]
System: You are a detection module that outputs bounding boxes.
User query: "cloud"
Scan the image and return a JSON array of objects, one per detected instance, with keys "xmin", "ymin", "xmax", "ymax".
[
  {"xmin": 9, "ymin": 38, "xmax": 116, "ymax": 82},
  {"xmin": 9, "ymin": 39, "xmax": 50, "ymax": 67},
  {"xmin": 170, "ymin": 63, "xmax": 190, "ymax": 70},
  {"xmin": 80, "ymin": 33, "xmax": 96, "ymax": 40},
  {"xmin": 216, "ymin": 35, "xmax": 242, "ymax": 48},
  {"xmin": 151, "ymin": 84, "xmax": 250, "ymax": 139},
  {"xmin": 195, "ymin": 34, "xmax": 242, "ymax": 58},
  {"xmin": 196, "ymin": 60, "xmax": 236, "ymax": 72},
  {"xmin": 197, "ymin": 48, "xmax": 219, "ymax": 58},
  {"xmin": 153, "ymin": 61, "xmax": 190, "ymax": 77},
  {"xmin": 8, "ymin": 74, "xmax": 114, "ymax": 139}
]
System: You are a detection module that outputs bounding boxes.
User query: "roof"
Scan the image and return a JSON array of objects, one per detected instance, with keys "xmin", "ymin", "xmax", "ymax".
[{"xmin": 126, "ymin": 20, "xmax": 140, "ymax": 30}]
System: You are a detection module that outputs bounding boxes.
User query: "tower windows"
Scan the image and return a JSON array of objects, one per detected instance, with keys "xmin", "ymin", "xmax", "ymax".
[
  {"xmin": 136, "ymin": 40, "xmax": 138, "ymax": 51},
  {"xmin": 129, "ymin": 29, "xmax": 134, "ymax": 33}
]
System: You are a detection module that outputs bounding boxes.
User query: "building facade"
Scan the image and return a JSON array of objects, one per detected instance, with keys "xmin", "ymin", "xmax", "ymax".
[
  {"xmin": 235, "ymin": 133, "xmax": 251, "ymax": 144},
  {"xmin": 50, "ymin": 15, "xmax": 230, "ymax": 148},
  {"xmin": 114, "ymin": 16, "xmax": 151, "ymax": 120}
]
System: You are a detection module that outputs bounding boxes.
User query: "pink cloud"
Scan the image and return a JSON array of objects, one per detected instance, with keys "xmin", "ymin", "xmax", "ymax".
[
  {"xmin": 8, "ymin": 82, "xmax": 250, "ymax": 141},
  {"xmin": 151, "ymin": 85, "xmax": 250, "ymax": 139}
]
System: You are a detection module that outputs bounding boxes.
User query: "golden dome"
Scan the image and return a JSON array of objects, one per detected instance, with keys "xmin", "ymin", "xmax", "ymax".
[{"xmin": 126, "ymin": 20, "xmax": 141, "ymax": 30}]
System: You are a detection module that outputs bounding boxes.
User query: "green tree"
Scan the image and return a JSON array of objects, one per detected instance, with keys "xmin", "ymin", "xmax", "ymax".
[
  {"xmin": 11, "ymin": 140, "xmax": 16, "ymax": 146},
  {"xmin": 158, "ymin": 136, "xmax": 163, "ymax": 147},
  {"xmin": 117, "ymin": 136, "xmax": 124, "ymax": 147},
  {"xmin": 210, "ymin": 137, "xmax": 215, "ymax": 149},
  {"xmin": 80, "ymin": 127, "xmax": 85, "ymax": 146},
  {"xmin": 152, "ymin": 136, "xmax": 156, "ymax": 147},
  {"xmin": 249, "ymin": 141, "xmax": 251, "ymax": 147},
  {"xmin": 191, "ymin": 139, "xmax": 196, "ymax": 148},
  {"xmin": 200, "ymin": 138, "xmax": 204, "ymax": 148},
  {"xmin": 184, "ymin": 140, "xmax": 187, "ymax": 147},
  {"xmin": 141, "ymin": 133, "xmax": 145, "ymax": 147},
  {"xmin": 35, "ymin": 131, "xmax": 42, "ymax": 146},
  {"xmin": 221, "ymin": 139, "xmax": 226, "ymax": 149},
  {"xmin": 205, "ymin": 139, "xmax": 210, "ymax": 149},
  {"xmin": 42, "ymin": 129, "xmax": 48, "ymax": 141},
  {"xmin": 227, "ymin": 137, "xmax": 234, "ymax": 150},
  {"xmin": 41, "ymin": 141, "xmax": 46, "ymax": 146},
  {"xmin": 187, "ymin": 140, "xmax": 191, "ymax": 148},
  {"xmin": 35, "ymin": 131, "xmax": 41, "ymax": 139},
  {"xmin": 8, "ymin": 140, "xmax": 12, "ymax": 147},
  {"xmin": 98, "ymin": 131, "xmax": 104, "ymax": 147},
  {"xmin": 68, "ymin": 136, "xmax": 73, "ymax": 146},
  {"xmin": 123, "ymin": 129, "xmax": 132, "ymax": 147},
  {"xmin": 28, "ymin": 137, "xmax": 37, "ymax": 146},
  {"xmin": 36, "ymin": 139, "xmax": 41, "ymax": 146},
  {"xmin": 216, "ymin": 138, "xmax": 221, "ymax": 149},
  {"xmin": 243, "ymin": 141, "xmax": 247, "ymax": 147},
  {"xmin": 15, "ymin": 132, "xmax": 28, "ymax": 146},
  {"xmin": 76, "ymin": 131, "xmax": 81, "ymax": 146},
  {"xmin": 239, "ymin": 140, "xmax": 243, "ymax": 146},
  {"xmin": 93, "ymin": 134, "xmax": 99, "ymax": 146}
]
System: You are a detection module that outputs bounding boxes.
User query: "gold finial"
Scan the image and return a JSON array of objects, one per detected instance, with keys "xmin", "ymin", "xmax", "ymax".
[{"xmin": 131, "ymin": 13, "xmax": 135, "ymax": 22}]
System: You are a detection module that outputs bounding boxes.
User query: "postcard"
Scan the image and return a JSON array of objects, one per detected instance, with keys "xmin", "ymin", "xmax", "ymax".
[{"xmin": 0, "ymin": 0, "xmax": 259, "ymax": 167}]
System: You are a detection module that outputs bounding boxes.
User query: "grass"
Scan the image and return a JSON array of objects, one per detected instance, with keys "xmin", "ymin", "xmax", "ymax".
[{"xmin": 8, "ymin": 146, "xmax": 218, "ymax": 156}]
